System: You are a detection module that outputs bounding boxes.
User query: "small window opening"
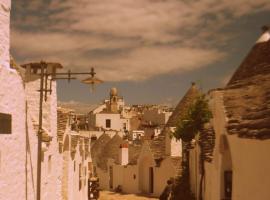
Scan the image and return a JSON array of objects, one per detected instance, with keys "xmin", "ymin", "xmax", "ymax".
[{"xmin": 106, "ymin": 119, "xmax": 111, "ymax": 128}]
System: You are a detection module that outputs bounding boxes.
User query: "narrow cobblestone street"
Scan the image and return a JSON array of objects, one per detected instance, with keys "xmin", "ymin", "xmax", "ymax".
[{"xmin": 99, "ymin": 191, "xmax": 158, "ymax": 200}]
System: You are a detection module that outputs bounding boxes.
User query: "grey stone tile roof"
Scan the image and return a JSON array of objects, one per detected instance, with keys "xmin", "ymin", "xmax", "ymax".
[
  {"xmin": 149, "ymin": 83, "xmax": 200, "ymax": 160},
  {"xmin": 128, "ymin": 143, "xmax": 143, "ymax": 165},
  {"xmin": 224, "ymin": 33, "xmax": 270, "ymax": 139},
  {"xmin": 91, "ymin": 133, "xmax": 143, "ymax": 170},
  {"xmin": 199, "ymin": 124, "xmax": 215, "ymax": 162},
  {"xmin": 91, "ymin": 133, "xmax": 111, "ymax": 168},
  {"xmin": 57, "ymin": 108, "xmax": 69, "ymax": 144},
  {"xmin": 98, "ymin": 134, "xmax": 124, "ymax": 170},
  {"xmin": 166, "ymin": 83, "xmax": 200, "ymax": 127},
  {"xmin": 21, "ymin": 62, "xmax": 63, "ymax": 69}
]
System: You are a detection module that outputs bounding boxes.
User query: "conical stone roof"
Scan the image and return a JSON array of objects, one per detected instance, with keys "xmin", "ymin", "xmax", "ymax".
[
  {"xmin": 150, "ymin": 83, "xmax": 200, "ymax": 160},
  {"xmin": 228, "ymin": 27, "xmax": 270, "ymax": 86},
  {"xmin": 98, "ymin": 134, "xmax": 124, "ymax": 170},
  {"xmin": 166, "ymin": 82, "xmax": 200, "ymax": 127},
  {"xmin": 91, "ymin": 133, "xmax": 111, "ymax": 166},
  {"xmin": 224, "ymin": 27, "xmax": 270, "ymax": 139}
]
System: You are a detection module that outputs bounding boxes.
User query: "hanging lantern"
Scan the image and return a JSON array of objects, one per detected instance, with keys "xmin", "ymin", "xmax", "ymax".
[{"xmin": 81, "ymin": 68, "xmax": 103, "ymax": 93}]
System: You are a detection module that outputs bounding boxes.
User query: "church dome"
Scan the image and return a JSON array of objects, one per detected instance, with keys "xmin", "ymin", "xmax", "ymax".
[{"xmin": 110, "ymin": 87, "xmax": 118, "ymax": 96}]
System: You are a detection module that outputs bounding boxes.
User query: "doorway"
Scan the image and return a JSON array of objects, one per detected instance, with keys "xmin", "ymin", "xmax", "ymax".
[
  {"xmin": 224, "ymin": 170, "xmax": 232, "ymax": 200},
  {"xmin": 109, "ymin": 166, "xmax": 113, "ymax": 189},
  {"xmin": 149, "ymin": 167, "xmax": 154, "ymax": 193}
]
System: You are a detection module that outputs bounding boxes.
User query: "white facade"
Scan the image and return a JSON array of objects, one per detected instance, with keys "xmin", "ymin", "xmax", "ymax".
[
  {"xmin": 89, "ymin": 111, "xmax": 130, "ymax": 131},
  {"xmin": 0, "ymin": 0, "xmax": 10, "ymax": 69},
  {"xmin": 107, "ymin": 159, "xmax": 139, "ymax": 194},
  {"xmin": 24, "ymin": 67, "xmax": 62, "ymax": 200},
  {"xmin": 165, "ymin": 127, "xmax": 182, "ymax": 157},
  {"xmin": 0, "ymin": 4, "xmax": 91, "ymax": 198},
  {"xmin": 0, "ymin": 63, "xmax": 26, "ymax": 200},
  {"xmin": 88, "ymin": 88, "xmax": 131, "ymax": 132},
  {"xmin": 95, "ymin": 113, "xmax": 127, "ymax": 131},
  {"xmin": 189, "ymin": 91, "xmax": 270, "ymax": 200},
  {"xmin": 137, "ymin": 142, "xmax": 179, "ymax": 197}
]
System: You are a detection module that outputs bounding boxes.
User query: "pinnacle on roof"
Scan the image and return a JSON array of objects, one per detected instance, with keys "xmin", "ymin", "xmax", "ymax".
[
  {"xmin": 228, "ymin": 26, "xmax": 270, "ymax": 85},
  {"xmin": 256, "ymin": 26, "xmax": 270, "ymax": 44},
  {"xmin": 224, "ymin": 26, "xmax": 270, "ymax": 139}
]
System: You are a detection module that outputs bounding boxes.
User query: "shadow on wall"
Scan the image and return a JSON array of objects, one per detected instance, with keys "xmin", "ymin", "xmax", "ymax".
[
  {"xmin": 25, "ymin": 103, "xmax": 36, "ymax": 200},
  {"xmin": 219, "ymin": 134, "xmax": 233, "ymax": 200}
]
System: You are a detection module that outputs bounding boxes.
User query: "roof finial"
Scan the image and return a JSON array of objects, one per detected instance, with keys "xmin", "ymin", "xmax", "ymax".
[{"xmin": 262, "ymin": 25, "xmax": 269, "ymax": 33}]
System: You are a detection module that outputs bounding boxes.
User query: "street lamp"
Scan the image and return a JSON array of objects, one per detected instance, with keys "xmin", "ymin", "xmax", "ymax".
[
  {"xmin": 21, "ymin": 61, "xmax": 103, "ymax": 200},
  {"xmin": 82, "ymin": 67, "xmax": 104, "ymax": 93}
]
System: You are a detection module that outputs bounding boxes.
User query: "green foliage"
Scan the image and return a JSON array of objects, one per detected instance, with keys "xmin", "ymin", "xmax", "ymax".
[{"xmin": 173, "ymin": 94, "xmax": 212, "ymax": 142}]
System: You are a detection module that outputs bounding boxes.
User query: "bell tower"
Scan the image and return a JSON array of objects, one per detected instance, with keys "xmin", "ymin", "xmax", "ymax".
[{"xmin": 110, "ymin": 87, "xmax": 118, "ymax": 113}]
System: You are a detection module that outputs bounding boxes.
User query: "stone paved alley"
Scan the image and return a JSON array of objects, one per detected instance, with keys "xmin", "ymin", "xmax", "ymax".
[{"xmin": 99, "ymin": 191, "xmax": 158, "ymax": 200}]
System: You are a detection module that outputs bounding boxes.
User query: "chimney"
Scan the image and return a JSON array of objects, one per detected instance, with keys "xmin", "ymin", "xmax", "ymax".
[{"xmin": 119, "ymin": 143, "xmax": 129, "ymax": 165}]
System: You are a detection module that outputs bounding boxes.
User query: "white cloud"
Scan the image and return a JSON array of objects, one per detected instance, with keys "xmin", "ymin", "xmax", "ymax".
[{"xmin": 11, "ymin": 0, "xmax": 270, "ymax": 82}]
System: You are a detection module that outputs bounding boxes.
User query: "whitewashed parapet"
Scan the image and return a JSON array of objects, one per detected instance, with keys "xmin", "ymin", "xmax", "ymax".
[{"xmin": 0, "ymin": 0, "xmax": 11, "ymax": 69}]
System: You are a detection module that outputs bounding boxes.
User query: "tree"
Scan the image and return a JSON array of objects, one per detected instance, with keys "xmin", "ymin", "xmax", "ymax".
[{"xmin": 172, "ymin": 94, "xmax": 212, "ymax": 200}]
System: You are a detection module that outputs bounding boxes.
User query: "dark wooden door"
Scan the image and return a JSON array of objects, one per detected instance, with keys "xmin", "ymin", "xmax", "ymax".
[
  {"xmin": 149, "ymin": 167, "xmax": 154, "ymax": 193},
  {"xmin": 224, "ymin": 170, "xmax": 232, "ymax": 200},
  {"xmin": 109, "ymin": 166, "xmax": 113, "ymax": 189}
]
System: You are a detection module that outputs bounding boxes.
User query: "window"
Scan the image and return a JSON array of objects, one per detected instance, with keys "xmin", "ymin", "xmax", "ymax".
[
  {"xmin": 0, "ymin": 113, "xmax": 12, "ymax": 134},
  {"xmin": 105, "ymin": 119, "xmax": 111, "ymax": 128},
  {"xmin": 93, "ymin": 166, "xmax": 97, "ymax": 176},
  {"xmin": 149, "ymin": 167, "xmax": 154, "ymax": 193},
  {"xmin": 109, "ymin": 166, "xmax": 113, "ymax": 189},
  {"xmin": 79, "ymin": 164, "xmax": 82, "ymax": 190},
  {"xmin": 123, "ymin": 123, "xmax": 127, "ymax": 130},
  {"xmin": 48, "ymin": 155, "xmax": 52, "ymax": 174}
]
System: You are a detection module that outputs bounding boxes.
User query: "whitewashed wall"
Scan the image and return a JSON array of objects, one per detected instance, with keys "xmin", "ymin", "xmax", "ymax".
[
  {"xmin": 108, "ymin": 159, "xmax": 139, "ymax": 194},
  {"xmin": 0, "ymin": 0, "xmax": 10, "ymax": 69},
  {"xmin": 154, "ymin": 158, "xmax": 177, "ymax": 197},
  {"xmin": 122, "ymin": 165, "xmax": 139, "ymax": 194},
  {"xmin": 197, "ymin": 91, "xmax": 270, "ymax": 200},
  {"xmin": 0, "ymin": 67, "xmax": 26, "ymax": 200},
  {"xmin": 25, "ymin": 77, "xmax": 62, "ymax": 200},
  {"xmin": 137, "ymin": 143, "xmax": 155, "ymax": 194},
  {"xmin": 95, "ymin": 113, "xmax": 123, "ymax": 131}
]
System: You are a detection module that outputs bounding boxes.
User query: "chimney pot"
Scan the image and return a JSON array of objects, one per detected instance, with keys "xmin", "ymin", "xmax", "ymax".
[{"xmin": 119, "ymin": 143, "xmax": 129, "ymax": 165}]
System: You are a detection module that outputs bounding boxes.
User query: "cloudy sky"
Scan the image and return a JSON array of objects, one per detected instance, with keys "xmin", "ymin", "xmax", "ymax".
[{"xmin": 11, "ymin": 0, "xmax": 270, "ymax": 106}]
